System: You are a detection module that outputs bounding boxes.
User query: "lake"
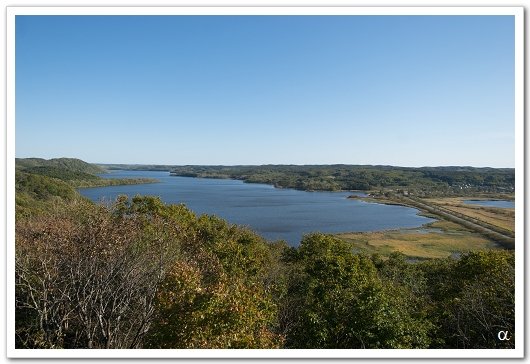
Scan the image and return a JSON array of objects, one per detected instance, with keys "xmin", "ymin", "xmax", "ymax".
[
  {"xmin": 463, "ymin": 199, "xmax": 515, "ymax": 209},
  {"xmin": 79, "ymin": 170, "xmax": 435, "ymax": 246}
]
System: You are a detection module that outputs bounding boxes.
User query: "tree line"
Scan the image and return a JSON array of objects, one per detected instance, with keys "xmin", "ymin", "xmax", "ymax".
[{"xmin": 168, "ymin": 165, "xmax": 515, "ymax": 197}]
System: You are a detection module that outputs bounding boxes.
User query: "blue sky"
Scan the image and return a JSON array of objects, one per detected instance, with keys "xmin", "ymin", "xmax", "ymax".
[{"xmin": 15, "ymin": 15, "xmax": 515, "ymax": 167}]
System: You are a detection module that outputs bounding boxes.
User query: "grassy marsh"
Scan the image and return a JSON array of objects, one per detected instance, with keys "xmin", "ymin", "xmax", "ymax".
[
  {"xmin": 336, "ymin": 220, "xmax": 501, "ymax": 259},
  {"xmin": 423, "ymin": 197, "xmax": 515, "ymax": 234}
]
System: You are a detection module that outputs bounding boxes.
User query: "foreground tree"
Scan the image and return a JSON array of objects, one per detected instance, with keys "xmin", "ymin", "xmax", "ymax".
[
  {"xmin": 281, "ymin": 234, "xmax": 432, "ymax": 348},
  {"xmin": 16, "ymin": 196, "xmax": 284, "ymax": 349},
  {"xmin": 422, "ymin": 250, "xmax": 515, "ymax": 348},
  {"xmin": 145, "ymin": 211, "xmax": 284, "ymax": 348},
  {"xmin": 15, "ymin": 198, "xmax": 179, "ymax": 348}
]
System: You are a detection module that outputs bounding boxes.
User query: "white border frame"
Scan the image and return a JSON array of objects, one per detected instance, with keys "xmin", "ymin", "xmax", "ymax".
[
  {"xmin": 6, "ymin": 6, "xmax": 524, "ymax": 359},
  {"xmin": 4, "ymin": 6, "xmax": 526, "ymax": 15}
]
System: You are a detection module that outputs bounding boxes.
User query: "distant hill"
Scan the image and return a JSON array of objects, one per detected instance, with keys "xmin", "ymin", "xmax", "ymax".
[
  {"xmin": 16, "ymin": 157, "xmax": 106, "ymax": 175},
  {"xmin": 168, "ymin": 164, "xmax": 515, "ymax": 196},
  {"xmin": 15, "ymin": 157, "xmax": 158, "ymax": 218}
]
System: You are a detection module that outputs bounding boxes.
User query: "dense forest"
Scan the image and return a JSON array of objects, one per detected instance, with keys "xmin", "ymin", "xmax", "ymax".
[
  {"xmin": 167, "ymin": 165, "xmax": 515, "ymax": 197},
  {"xmin": 16, "ymin": 157, "xmax": 107, "ymax": 174},
  {"xmin": 14, "ymin": 159, "xmax": 515, "ymax": 349},
  {"xmin": 15, "ymin": 158, "xmax": 157, "ymax": 219}
]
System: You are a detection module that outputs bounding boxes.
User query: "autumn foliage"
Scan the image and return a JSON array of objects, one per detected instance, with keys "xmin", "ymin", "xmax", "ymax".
[{"xmin": 15, "ymin": 195, "xmax": 515, "ymax": 349}]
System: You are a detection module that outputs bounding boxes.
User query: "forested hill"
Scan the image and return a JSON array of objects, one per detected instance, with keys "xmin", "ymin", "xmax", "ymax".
[
  {"xmin": 16, "ymin": 157, "xmax": 106, "ymax": 175},
  {"xmin": 169, "ymin": 165, "xmax": 515, "ymax": 196},
  {"xmin": 15, "ymin": 157, "xmax": 157, "ymax": 218}
]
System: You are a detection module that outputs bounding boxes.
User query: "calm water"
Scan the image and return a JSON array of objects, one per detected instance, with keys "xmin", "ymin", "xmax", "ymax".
[
  {"xmin": 464, "ymin": 200, "xmax": 515, "ymax": 209},
  {"xmin": 79, "ymin": 170, "xmax": 435, "ymax": 246}
]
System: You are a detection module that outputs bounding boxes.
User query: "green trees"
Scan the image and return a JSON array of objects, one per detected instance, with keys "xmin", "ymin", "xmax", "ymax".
[
  {"xmin": 423, "ymin": 251, "xmax": 515, "ymax": 348},
  {"xmin": 169, "ymin": 165, "xmax": 515, "ymax": 196},
  {"xmin": 277, "ymin": 236, "xmax": 515, "ymax": 349},
  {"xmin": 281, "ymin": 234, "xmax": 432, "ymax": 348},
  {"xmin": 16, "ymin": 171, "xmax": 77, "ymax": 202},
  {"xmin": 143, "ymin": 201, "xmax": 284, "ymax": 349},
  {"xmin": 15, "ymin": 171, "xmax": 79, "ymax": 219},
  {"xmin": 15, "ymin": 158, "xmax": 157, "ymax": 192},
  {"xmin": 147, "ymin": 260, "xmax": 281, "ymax": 348},
  {"xmin": 15, "ymin": 157, "xmax": 106, "ymax": 175}
]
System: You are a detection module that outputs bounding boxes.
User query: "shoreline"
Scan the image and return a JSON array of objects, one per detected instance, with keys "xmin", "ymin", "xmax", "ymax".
[
  {"xmin": 76, "ymin": 177, "xmax": 160, "ymax": 189},
  {"xmin": 89, "ymin": 172, "xmax": 515, "ymax": 250}
]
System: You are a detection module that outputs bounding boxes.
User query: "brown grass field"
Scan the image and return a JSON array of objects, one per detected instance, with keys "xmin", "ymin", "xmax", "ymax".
[
  {"xmin": 337, "ymin": 195, "xmax": 515, "ymax": 259},
  {"xmin": 336, "ymin": 220, "xmax": 503, "ymax": 259},
  {"xmin": 423, "ymin": 197, "xmax": 515, "ymax": 234}
]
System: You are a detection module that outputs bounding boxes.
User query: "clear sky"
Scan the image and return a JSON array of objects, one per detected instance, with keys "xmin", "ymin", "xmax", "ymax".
[{"xmin": 15, "ymin": 15, "xmax": 515, "ymax": 167}]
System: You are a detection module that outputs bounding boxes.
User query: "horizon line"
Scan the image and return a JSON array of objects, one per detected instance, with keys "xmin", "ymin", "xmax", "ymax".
[
  {"xmin": 14, "ymin": 156, "xmax": 515, "ymax": 169},
  {"xmin": 95, "ymin": 162, "xmax": 516, "ymax": 169}
]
